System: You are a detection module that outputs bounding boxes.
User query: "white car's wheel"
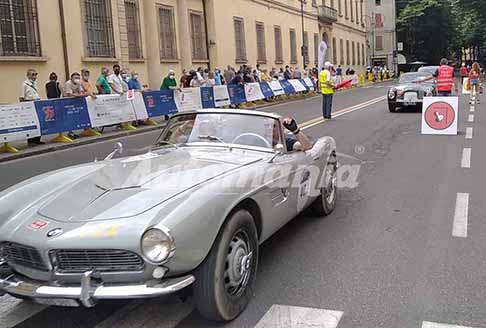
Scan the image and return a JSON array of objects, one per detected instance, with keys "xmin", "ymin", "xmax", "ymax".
[
  {"xmin": 193, "ymin": 209, "xmax": 258, "ymax": 322},
  {"xmin": 310, "ymin": 159, "xmax": 337, "ymax": 216}
]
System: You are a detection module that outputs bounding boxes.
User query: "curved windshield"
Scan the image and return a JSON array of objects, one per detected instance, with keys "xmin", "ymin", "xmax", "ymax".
[
  {"xmin": 158, "ymin": 113, "xmax": 282, "ymax": 151},
  {"xmin": 399, "ymin": 72, "xmax": 432, "ymax": 84}
]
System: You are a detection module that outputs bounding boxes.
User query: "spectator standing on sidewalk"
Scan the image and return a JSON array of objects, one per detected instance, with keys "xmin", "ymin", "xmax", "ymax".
[
  {"xmin": 161, "ymin": 70, "xmax": 180, "ymax": 120},
  {"xmin": 45, "ymin": 72, "xmax": 62, "ymax": 99},
  {"xmin": 121, "ymin": 69, "xmax": 130, "ymax": 91},
  {"xmin": 20, "ymin": 68, "xmax": 44, "ymax": 146},
  {"xmin": 203, "ymin": 72, "xmax": 216, "ymax": 87},
  {"xmin": 180, "ymin": 69, "xmax": 189, "ymax": 88},
  {"xmin": 108, "ymin": 64, "xmax": 125, "ymax": 95},
  {"xmin": 80, "ymin": 69, "xmax": 97, "ymax": 97},
  {"xmin": 224, "ymin": 66, "xmax": 235, "ymax": 86},
  {"xmin": 63, "ymin": 72, "xmax": 88, "ymax": 139},
  {"xmin": 127, "ymin": 71, "xmax": 143, "ymax": 91},
  {"xmin": 319, "ymin": 62, "xmax": 335, "ymax": 120},
  {"xmin": 294, "ymin": 67, "xmax": 302, "ymax": 79},
  {"xmin": 284, "ymin": 66, "xmax": 292, "ymax": 80},
  {"xmin": 336, "ymin": 65, "xmax": 343, "ymax": 84},
  {"xmin": 96, "ymin": 67, "xmax": 112, "ymax": 95},
  {"xmin": 214, "ymin": 68, "xmax": 223, "ymax": 85}
]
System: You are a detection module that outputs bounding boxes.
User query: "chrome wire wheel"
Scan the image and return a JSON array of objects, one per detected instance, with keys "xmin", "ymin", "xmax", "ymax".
[
  {"xmin": 325, "ymin": 163, "xmax": 337, "ymax": 205},
  {"xmin": 224, "ymin": 230, "xmax": 253, "ymax": 298}
]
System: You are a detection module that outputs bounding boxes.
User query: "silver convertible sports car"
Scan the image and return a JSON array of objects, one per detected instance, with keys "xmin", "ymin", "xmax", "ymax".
[
  {"xmin": 0, "ymin": 109, "xmax": 337, "ymax": 321},
  {"xmin": 387, "ymin": 72, "xmax": 436, "ymax": 112}
]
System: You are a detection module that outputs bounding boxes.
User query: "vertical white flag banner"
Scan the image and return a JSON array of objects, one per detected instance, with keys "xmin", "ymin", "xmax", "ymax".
[
  {"xmin": 213, "ymin": 85, "xmax": 231, "ymax": 107},
  {"xmin": 0, "ymin": 102, "xmax": 40, "ymax": 142},
  {"xmin": 318, "ymin": 41, "xmax": 328, "ymax": 73},
  {"xmin": 175, "ymin": 87, "xmax": 202, "ymax": 111},
  {"xmin": 244, "ymin": 82, "xmax": 265, "ymax": 102}
]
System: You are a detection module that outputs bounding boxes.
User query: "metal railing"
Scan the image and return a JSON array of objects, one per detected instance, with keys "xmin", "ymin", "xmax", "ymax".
[{"xmin": 318, "ymin": 5, "xmax": 338, "ymax": 24}]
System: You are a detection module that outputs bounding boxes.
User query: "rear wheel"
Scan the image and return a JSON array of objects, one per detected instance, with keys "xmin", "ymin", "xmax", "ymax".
[
  {"xmin": 193, "ymin": 209, "xmax": 258, "ymax": 322},
  {"xmin": 388, "ymin": 102, "xmax": 397, "ymax": 112},
  {"xmin": 309, "ymin": 159, "xmax": 337, "ymax": 216}
]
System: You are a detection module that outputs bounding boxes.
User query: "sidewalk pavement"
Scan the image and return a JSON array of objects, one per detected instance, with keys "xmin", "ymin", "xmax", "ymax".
[{"xmin": 0, "ymin": 79, "xmax": 394, "ymax": 163}]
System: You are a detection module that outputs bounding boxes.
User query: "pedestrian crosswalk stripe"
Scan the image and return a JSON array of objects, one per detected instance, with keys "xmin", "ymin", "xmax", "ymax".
[
  {"xmin": 422, "ymin": 320, "xmax": 475, "ymax": 328},
  {"xmin": 465, "ymin": 127, "xmax": 473, "ymax": 139},
  {"xmin": 468, "ymin": 114, "xmax": 474, "ymax": 122},
  {"xmin": 254, "ymin": 305, "xmax": 343, "ymax": 328}
]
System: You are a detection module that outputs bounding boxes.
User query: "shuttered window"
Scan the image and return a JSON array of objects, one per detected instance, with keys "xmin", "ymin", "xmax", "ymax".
[
  {"xmin": 256, "ymin": 22, "xmax": 266, "ymax": 63},
  {"xmin": 332, "ymin": 37, "xmax": 337, "ymax": 64},
  {"xmin": 375, "ymin": 13, "xmax": 383, "ymax": 28},
  {"xmin": 346, "ymin": 39, "xmax": 350, "ymax": 65},
  {"xmin": 289, "ymin": 28, "xmax": 296, "ymax": 64},
  {"xmin": 357, "ymin": 42, "xmax": 360, "ymax": 65},
  {"xmin": 158, "ymin": 6, "xmax": 177, "ymax": 59},
  {"xmin": 124, "ymin": 0, "xmax": 142, "ymax": 59},
  {"xmin": 0, "ymin": 0, "xmax": 41, "ymax": 56},
  {"xmin": 339, "ymin": 38, "xmax": 344, "ymax": 65},
  {"xmin": 375, "ymin": 35, "xmax": 383, "ymax": 50},
  {"xmin": 314, "ymin": 33, "xmax": 319, "ymax": 65},
  {"xmin": 303, "ymin": 31, "xmax": 309, "ymax": 65},
  {"xmin": 352, "ymin": 41, "xmax": 355, "ymax": 65},
  {"xmin": 234, "ymin": 17, "xmax": 246, "ymax": 62},
  {"xmin": 274, "ymin": 26, "xmax": 283, "ymax": 64},
  {"xmin": 190, "ymin": 12, "xmax": 207, "ymax": 60},
  {"xmin": 84, "ymin": 0, "xmax": 115, "ymax": 57},
  {"xmin": 362, "ymin": 43, "xmax": 365, "ymax": 65}
]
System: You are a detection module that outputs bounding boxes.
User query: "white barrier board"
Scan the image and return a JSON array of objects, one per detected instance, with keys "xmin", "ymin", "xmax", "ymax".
[{"xmin": 0, "ymin": 102, "xmax": 40, "ymax": 142}]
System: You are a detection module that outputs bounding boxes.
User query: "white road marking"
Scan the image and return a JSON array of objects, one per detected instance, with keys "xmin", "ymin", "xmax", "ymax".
[
  {"xmin": 0, "ymin": 295, "xmax": 47, "ymax": 328},
  {"xmin": 302, "ymin": 96, "xmax": 386, "ymax": 130},
  {"xmin": 452, "ymin": 193, "xmax": 469, "ymax": 238},
  {"xmin": 254, "ymin": 305, "xmax": 343, "ymax": 328},
  {"xmin": 94, "ymin": 298, "xmax": 194, "ymax": 328},
  {"xmin": 422, "ymin": 321, "xmax": 475, "ymax": 328},
  {"xmin": 461, "ymin": 148, "xmax": 471, "ymax": 168},
  {"xmin": 470, "ymin": 106, "xmax": 475, "ymax": 113},
  {"xmin": 468, "ymin": 114, "xmax": 474, "ymax": 122},
  {"xmin": 465, "ymin": 127, "xmax": 473, "ymax": 139}
]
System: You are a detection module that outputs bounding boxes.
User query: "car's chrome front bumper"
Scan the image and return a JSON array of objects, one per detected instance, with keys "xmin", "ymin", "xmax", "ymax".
[{"xmin": 0, "ymin": 261, "xmax": 195, "ymax": 307}]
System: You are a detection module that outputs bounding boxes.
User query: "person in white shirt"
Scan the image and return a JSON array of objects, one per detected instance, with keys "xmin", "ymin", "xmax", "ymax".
[
  {"xmin": 108, "ymin": 64, "xmax": 126, "ymax": 94},
  {"xmin": 20, "ymin": 68, "xmax": 44, "ymax": 146}
]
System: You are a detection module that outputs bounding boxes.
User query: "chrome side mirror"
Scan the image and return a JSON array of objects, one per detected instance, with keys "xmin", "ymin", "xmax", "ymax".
[{"xmin": 105, "ymin": 142, "xmax": 123, "ymax": 160}]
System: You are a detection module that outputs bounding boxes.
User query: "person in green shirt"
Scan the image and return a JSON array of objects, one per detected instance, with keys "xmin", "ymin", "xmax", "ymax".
[
  {"xmin": 96, "ymin": 67, "xmax": 112, "ymax": 94},
  {"xmin": 160, "ymin": 70, "xmax": 179, "ymax": 90}
]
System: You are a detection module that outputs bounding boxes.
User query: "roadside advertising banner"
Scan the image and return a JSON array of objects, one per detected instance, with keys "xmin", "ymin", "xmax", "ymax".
[
  {"xmin": 227, "ymin": 84, "xmax": 247, "ymax": 104},
  {"xmin": 421, "ymin": 96, "xmax": 458, "ymax": 135},
  {"xmin": 244, "ymin": 83, "xmax": 265, "ymax": 102},
  {"xmin": 0, "ymin": 102, "xmax": 40, "ymax": 142},
  {"xmin": 201, "ymin": 87, "xmax": 216, "ymax": 108},
  {"xmin": 143, "ymin": 90, "xmax": 178, "ymax": 117},
  {"xmin": 213, "ymin": 85, "xmax": 231, "ymax": 107},
  {"xmin": 86, "ymin": 94, "xmax": 138, "ymax": 127},
  {"xmin": 288, "ymin": 79, "xmax": 307, "ymax": 92},
  {"xmin": 268, "ymin": 81, "xmax": 285, "ymax": 96},
  {"xmin": 34, "ymin": 97, "xmax": 91, "ymax": 135},
  {"xmin": 175, "ymin": 87, "xmax": 202, "ymax": 111},
  {"xmin": 259, "ymin": 82, "xmax": 275, "ymax": 98}
]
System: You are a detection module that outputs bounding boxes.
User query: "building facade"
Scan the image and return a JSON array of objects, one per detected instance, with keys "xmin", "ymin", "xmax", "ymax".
[
  {"xmin": 0, "ymin": 0, "xmax": 367, "ymax": 103},
  {"xmin": 366, "ymin": 0, "xmax": 396, "ymax": 69}
]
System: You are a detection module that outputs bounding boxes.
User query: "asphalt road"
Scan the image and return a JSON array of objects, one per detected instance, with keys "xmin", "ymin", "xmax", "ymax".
[{"xmin": 2, "ymin": 81, "xmax": 485, "ymax": 328}]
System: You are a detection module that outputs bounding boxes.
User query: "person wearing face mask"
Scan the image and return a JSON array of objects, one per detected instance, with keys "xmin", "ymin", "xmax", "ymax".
[
  {"xmin": 45, "ymin": 72, "xmax": 62, "ymax": 99},
  {"xmin": 108, "ymin": 64, "xmax": 125, "ymax": 94},
  {"xmin": 96, "ymin": 67, "xmax": 112, "ymax": 95},
  {"xmin": 80, "ymin": 69, "xmax": 97, "ymax": 98},
  {"xmin": 214, "ymin": 69, "xmax": 223, "ymax": 86},
  {"xmin": 120, "ymin": 69, "xmax": 130, "ymax": 92},
  {"xmin": 63, "ymin": 72, "xmax": 88, "ymax": 139},
  {"xmin": 128, "ymin": 71, "xmax": 142, "ymax": 91},
  {"xmin": 21, "ymin": 68, "xmax": 44, "ymax": 146},
  {"xmin": 160, "ymin": 70, "xmax": 179, "ymax": 91}
]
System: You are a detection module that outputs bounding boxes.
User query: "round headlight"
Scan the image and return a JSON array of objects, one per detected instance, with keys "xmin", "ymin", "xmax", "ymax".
[
  {"xmin": 141, "ymin": 228, "xmax": 174, "ymax": 263},
  {"xmin": 388, "ymin": 89, "xmax": 396, "ymax": 99}
]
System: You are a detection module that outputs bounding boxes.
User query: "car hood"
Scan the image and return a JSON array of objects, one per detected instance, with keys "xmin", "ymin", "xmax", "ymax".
[
  {"xmin": 37, "ymin": 148, "xmax": 263, "ymax": 222},
  {"xmin": 394, "ymin": 83, "xmax": 432, "ymax": 91}
]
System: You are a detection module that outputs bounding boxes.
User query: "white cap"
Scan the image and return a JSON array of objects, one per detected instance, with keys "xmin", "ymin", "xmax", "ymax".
[{"xmin": 324, "ymin": 61, "xmax": 332, "ymax": 69}]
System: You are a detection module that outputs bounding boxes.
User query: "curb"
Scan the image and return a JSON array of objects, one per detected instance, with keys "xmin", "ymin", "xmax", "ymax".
[{"xmin": 0, "ymin": 79, "xmax": 395, "ymax": 163}]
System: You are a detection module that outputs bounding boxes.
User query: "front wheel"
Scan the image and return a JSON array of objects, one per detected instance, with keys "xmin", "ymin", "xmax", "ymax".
[
  {"xmin": 193, "ymin": 209, "xmax": 258, "ymax": 322},
  {"xmin": 388, "ymin": 102, "xmax": 397, "ymax": 112}
]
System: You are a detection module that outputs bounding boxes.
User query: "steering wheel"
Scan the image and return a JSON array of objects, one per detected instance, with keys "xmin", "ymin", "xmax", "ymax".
[{"xmin": 232, "ymin": 133, "xmax": 272, "ymax": 148}]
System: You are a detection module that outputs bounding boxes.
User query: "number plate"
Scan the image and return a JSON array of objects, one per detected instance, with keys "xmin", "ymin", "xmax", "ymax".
[{"xmin": 404, "ymin": 92, "xmax": 418, "ymax": 105}]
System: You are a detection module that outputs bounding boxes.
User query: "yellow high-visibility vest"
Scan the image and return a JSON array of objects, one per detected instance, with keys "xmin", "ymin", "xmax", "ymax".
[{"xmin": 319, "ymin": 70, "xmax": 334, "ymax": 94}]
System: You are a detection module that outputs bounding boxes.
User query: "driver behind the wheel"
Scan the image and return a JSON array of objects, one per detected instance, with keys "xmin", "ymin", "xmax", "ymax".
[{"xmin": 274, "ymin": 117, "xmax": 312, "ymax": 151}]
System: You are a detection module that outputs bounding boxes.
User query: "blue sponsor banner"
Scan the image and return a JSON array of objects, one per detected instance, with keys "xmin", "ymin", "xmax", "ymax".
[
  {"xmin": 34, "ymin": 97, "xmax": 91, "ymax": 135},
  {"xmin": 280, "ymin": 80, "xmax": 295, "ymax": 94},
  {"xmin": 259, "ymin": 82, "xmax": 274, "ymax": 98},
  {"xmin": 143, "ymin": 90, "xmax": 178, "ymax": 117},
  {"xmin": 299, "ymin": 79, "xmax": 310, "ymax": 91},
  {"xmin": 201, "ymin": 87, "xmax": 216, "ymax": 108},
  {"xmin": 227, "ymin": 84, "xmax": 247, "ymax": 104}
]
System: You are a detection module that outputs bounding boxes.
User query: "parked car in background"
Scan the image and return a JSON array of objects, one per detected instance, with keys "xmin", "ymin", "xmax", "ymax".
[{"xmin": 387, "ymin": 72, "xmax": 436, "ymax": 112}]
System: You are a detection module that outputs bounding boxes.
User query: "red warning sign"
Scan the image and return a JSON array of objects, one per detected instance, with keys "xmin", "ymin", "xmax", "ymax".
[{"xmin": 424, "ymin": 101, "xmax": 455, "ymax": 130}]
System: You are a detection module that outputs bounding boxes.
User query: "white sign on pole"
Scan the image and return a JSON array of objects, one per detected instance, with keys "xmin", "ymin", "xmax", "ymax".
[
  {"xmin": 462, "ymin": 78, "xmax": 471, "ymax": 94},
  {"xmin": 397, "ymin": 42, "xmax": 403, "ymax": 52},
  {"xmin": 288, "ymin": 79, "xmax": 307, "ymax": 92},
  {"xmin": 0, "ymin": 101, "xmax": 40, "ymax": 142},
  {"xmin": 268, "ymin": 81, "xmax": 285, "ymax": 96},
  {"xmin": 421, "ymin": 96, "xmax": 458, "ymax": 135},
  {"xmin": 317, "ymin": 41, "xmax": 328, "ymax": 73},
  {"xmin": 303, "ymin": 78, "xmax": 315, "ymax": 91},
  {"xmin": 213, "ymin": 85, "xmax": 231, "ymax": 107},
  {"xmin": 244, "ymin": 82, "xmax": 265, "ymax": 102},
  {"xmin": 175, "ymin": 88, "xmax": 202, "ymax": 111},
  {"xmin": 86, "ymin": 94, "xmax": 137, "ymax": 127}
]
